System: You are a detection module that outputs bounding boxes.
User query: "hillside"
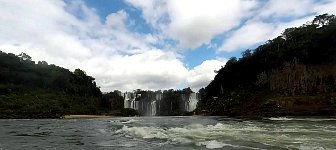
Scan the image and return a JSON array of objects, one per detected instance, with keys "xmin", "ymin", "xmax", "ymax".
[
  {"xmin": 0, "ymin": 52, "xmax": 103, "ymax": 118},
  {"xmin": 197, "ymin": 14, "xmax": 336, "ymax": 117}
]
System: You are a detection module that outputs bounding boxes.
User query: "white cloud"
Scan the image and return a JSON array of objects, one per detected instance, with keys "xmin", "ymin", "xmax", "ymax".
[
  {"xmin": 0, "ymin": 0, "xmax": 192, "ymax": 92},
  {"xmin": 187, "ymin": 59, "xmax": 227, "ymax": 91},
  {"xmin": 126, "ymin": 0, "xmax": 336, "ymax": 52},
  {"xmin": 89, "ymin": 49, "xmax": 189, "ymax": 91},
  {"xmin": 218, "ymin": 0, "xmax": 335, "ymax": 52},
  {"xmin": 105, "ymin": 10, "xmax": 128, "ymax": 30},
  {"xmin": 166, "ymin": 0, "xmax": 258, "ymax": 49},
  {"xmin": 314, "ymin": 0, "xmax": 336, "ymax": 15},
  {"xmin": 124, "ymin": 0, "xmax": 167, "ymax": 28},
  {"xmin": 218, "ymin": 16, "xmax": 314, "ymax": 52},
  {"xmin": 257, "ymin": 0, "xmax": 315, "ymax": 19},
  {"xmin": 219, "ymin": 21, "xmax": 275, "ymax": 52},
  {"xmin": 219, "ymin": 15, "xmax": 316, "ymax": 52},
  {"xmin": 125, "ymin": 0, "xmax": 259, "ymax": 49}
]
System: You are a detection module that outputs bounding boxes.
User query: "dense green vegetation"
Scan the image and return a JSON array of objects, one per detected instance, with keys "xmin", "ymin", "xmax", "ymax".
[
  {"xmin": 0, "ymin": 52, "xmax": 135, "ymax": 118},
  {"xmin": 198, "ymin": 14, "xmax": 336, "ymax": 116}
]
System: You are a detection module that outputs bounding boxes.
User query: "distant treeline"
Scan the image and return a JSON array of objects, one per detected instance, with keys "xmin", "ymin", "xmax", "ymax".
[{"xmin": 197, "ymin": 14, "xmax": 336, "ymax": 116}]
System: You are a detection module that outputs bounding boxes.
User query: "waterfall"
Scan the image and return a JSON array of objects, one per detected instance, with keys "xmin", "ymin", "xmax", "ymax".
[
  {"xmin": 156, "ymin": 93, "xmax": 162, "ymax": 116},
  {"xmin": 123, "ymin": 92, "xmax": 139, "ymax": 110},
  {"xmin": 151, "ymin": 100, "xmax": 156, "ymax": 116},
  {"xmin": 123, "ymin": 91, "xmax": 198, "ymax": 115},
  {"xmin": 185, "ymin": 93, "xmax": 198, "ymax": 112},
  {"xmin": 130, "ymin": 100, "xmax": 134, "ymax": 109},
  {"xmin": 124, "ymin": 93, "xmax": 131, "ymax": 109}
]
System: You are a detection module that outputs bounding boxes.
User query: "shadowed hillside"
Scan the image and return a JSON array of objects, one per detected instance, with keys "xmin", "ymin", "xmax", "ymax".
[
  {"xmin": 0, "ymin": 52, "xmax": 104, "ymax": 118},
  {"xmin": 197, "ymin": 14, "xmax": 336, "ymax": 116}
]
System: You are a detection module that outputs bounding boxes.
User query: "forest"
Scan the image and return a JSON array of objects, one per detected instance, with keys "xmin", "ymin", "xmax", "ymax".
[
  {"xmin": 197, "ymin": 14, "xmax": 336, "ymax": 116},
  {"xmin": 0, "ymin": 51, "xmax": 137, "ymax": 118}
]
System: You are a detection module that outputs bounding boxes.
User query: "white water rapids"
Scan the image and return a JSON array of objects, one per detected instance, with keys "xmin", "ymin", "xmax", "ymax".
[{"xmin": 1, "ymin": 116, "xmax": 335, "ymax": 149}]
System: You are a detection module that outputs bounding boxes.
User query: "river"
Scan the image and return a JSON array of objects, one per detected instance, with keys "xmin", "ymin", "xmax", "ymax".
[{"xmin": 0, "ymin": 116, "xmax": 335, "ymax": 149}]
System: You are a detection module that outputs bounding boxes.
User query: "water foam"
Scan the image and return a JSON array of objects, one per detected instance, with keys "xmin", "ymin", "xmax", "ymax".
[
  {"xmin": 116, "ymin": 123, "xmax": 253, "ymax": 149},
  {"xmin": 110, "ymin": 119, "xmax": 141, "ymax": 124},
  {"xmin": 115, "ymin": 121, "xmax": 335, "ymax": 149},
  {"xmin": 121, "ymin": 119, "xmax": 140, "ymax": 124},
  {"xmin": 268, "ymin": 117, "xmax": 293, "ymax": 121},
  {"xmin": 198, "ymin": 140, "xmax": 229, "ymax": 149},
  {"xmin": 268, "ymin": 117, "xmax": 336, "ymax": 121}
]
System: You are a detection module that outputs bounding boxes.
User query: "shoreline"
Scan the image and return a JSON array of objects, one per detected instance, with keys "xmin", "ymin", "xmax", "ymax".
[{"xmin": 62, "ymin": 115, "xmax": 113, "ymax": 119}]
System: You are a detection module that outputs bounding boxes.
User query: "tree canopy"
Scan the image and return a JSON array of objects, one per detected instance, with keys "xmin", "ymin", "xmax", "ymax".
[
  {"xmin": 0, "ymin": 51, "xmax": 103, "ymax": 118},
  {"xmin": 197, "ymin": 14, "xmax": 336, "ymax": 116}
]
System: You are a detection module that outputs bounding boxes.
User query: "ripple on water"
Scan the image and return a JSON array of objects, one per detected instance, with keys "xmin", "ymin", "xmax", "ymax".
[
  {"xmin": 13, "ymin": 131, "xmax": 52, "ymax": 137},
  {"xmin": 115, "ymin": 119, "xmax": 336, "ymax": 149},
  {"xmin": 116, "ymin": 123, "xmax": 263, "ymax": 149},
  {"xmin": 1, "ymin": 117, "xmax": 335, "ymax": 150}
]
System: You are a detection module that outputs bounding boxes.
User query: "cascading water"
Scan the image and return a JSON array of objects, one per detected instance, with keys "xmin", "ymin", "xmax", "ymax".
[
  {"xmin": 150, "ymin": 101, "xmax": 156, "ymax": 116},
  {"xmin": 130, "ymin": 101, "xmax": 134, "ymax": 109},
  {"xmin": 123, "ymin": 91, "xmax": 198, "ymax": 115},
  {"xmin": 123, "ymin": 92, "xmax": 138, "ymax": 110},
  {"xmin": 186, "ymin": 93, "xmax": 198, "ymax": 112}
]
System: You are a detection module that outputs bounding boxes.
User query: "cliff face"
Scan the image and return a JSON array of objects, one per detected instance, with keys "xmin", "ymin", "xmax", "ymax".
[
  {"xmin": 266, "ymin": 60, "xmax": 336, "ymax": 96},
  {"xmin": 198, "ymin": 14, "xmax": 336, "ymax": 116},
  {"xmin": 122, "ymin": 90, "xmax": 199, "ymax": 116},
  {"xmin": 259, "ymin": 61, "xmax": 336, "ymax": 116}
]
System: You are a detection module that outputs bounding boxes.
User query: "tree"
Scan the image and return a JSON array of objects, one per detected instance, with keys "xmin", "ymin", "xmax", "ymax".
[
  {"xmin": 281, "ymin": 27, "xmax": 297, "ymax": 40},
  {"xmin": 312, "ymin": 14, "xmax": 336, "ymax": 27},
  {"xmin": 38, "ymin": 61, "xmax": 48, "ymax": 65},
  {"xmin": 226, "ymin": 57, "xmax": 237, "ymax": 66},
  {"xmin": 102, "ymin": 91, "xmax": 124, "ymax": 109},
  {"xmin": 74, "ymin": 69, "xmax": 87, "ymax": 78},
  {"xmin": 182, "ymin": 87, "xmax": 193, "ymax": 95},
  {"xmin": 18, "ymin": 52, "xmax": 32, "ymax": 61},
  {"xmin": 241, "ymin": 49, "xmax": 252, "ymax": 58}
]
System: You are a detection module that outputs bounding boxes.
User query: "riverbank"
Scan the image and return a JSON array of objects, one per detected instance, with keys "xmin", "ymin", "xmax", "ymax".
[{"xmin": 62, "ymin": 115, "xmax": 113, "ymax": 119}]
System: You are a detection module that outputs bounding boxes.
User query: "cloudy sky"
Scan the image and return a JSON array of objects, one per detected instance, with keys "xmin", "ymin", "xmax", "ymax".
[{"xmin": 0, "ymin": 0, "xmax": 335, "ymax": 92}]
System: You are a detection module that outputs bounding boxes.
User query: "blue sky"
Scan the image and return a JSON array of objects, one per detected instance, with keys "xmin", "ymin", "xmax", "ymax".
[
  {"xmin": 0, "ymin": 0, "xmax": 335, "ymax": 92},
  {"xmin": 68, "ymin": 0, "xmax": 244, "ymax": 68}
]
